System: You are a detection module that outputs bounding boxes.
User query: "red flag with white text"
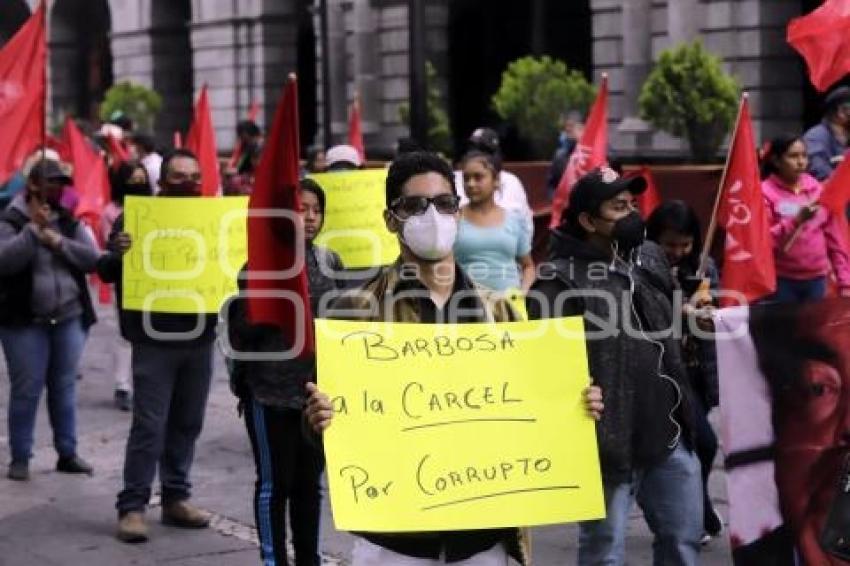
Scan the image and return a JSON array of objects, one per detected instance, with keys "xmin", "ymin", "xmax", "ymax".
[
  {"xmin": 717, "ymin": 98, "xmax": 776, "ymax": 306},
  {"xmin": 550, "ymin": 75, "xmax": 608, "ymax": 229},
  {"xmin": 63, "ymin": 118, "xmax": 110, "ymax": 235},
  {"xmin": 185, "ymin": 85, "xmax": 221, "ymax": 197},
  {"xmin": 0, "ymin": 2, "xmax": 45, "ymax": 185}
]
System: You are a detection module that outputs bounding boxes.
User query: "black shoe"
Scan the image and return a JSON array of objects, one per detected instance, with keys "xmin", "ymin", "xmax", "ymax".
[
  {"xmin": 114, "ymin": 390, "xmax": 131, "ymax": 412},
  {"xmin": 56, "ymin": 455, "xmax": 93, "ymax": 475},
  {"xmin": 7, "ymin": 460, "xmax": 29, "ymax": 481}
]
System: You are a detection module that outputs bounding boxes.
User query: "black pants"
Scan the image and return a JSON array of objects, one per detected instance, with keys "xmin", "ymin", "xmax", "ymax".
[
  {"xmin": 244, "ymin": 396, "xmax": 325, "ymax": 566},
  {"xmin": 692, "ymin": 396, "xmax": 719, "ymax": 531}
]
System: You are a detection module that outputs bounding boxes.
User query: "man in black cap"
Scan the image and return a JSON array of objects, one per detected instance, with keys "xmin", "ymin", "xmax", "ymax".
[
  {"xmin": 527, "ymin": 167, "xmax": 702, "ymax": 565},
  {"xmin": 803, "ymin": 85, "xmax": 850, "ymax": 180}
]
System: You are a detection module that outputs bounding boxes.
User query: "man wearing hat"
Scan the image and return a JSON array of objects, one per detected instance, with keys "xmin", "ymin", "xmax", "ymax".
[
  {"xmin": 528, "ymin": 167, "xmax": 702, "ymax": 565},
  {"xmin": 0, "ymin": 159, "xmax": 101, "ymax": 481},
  {"xmin": 803, "ymin": 85, "xmax": 850, "ymax": 180}
]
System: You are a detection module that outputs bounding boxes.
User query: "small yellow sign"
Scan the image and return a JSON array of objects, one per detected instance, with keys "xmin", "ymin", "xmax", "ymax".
[
  {"xmin": 122, "ymin": 196, "xmax": 248, "ymax": 313},
  {"xmin": 310, "ymin": 170, "xmax": 399, "ymax": 268},
  {"xmin": 317, "ymin": 317, "xmax": 604, "ymax": 532}
]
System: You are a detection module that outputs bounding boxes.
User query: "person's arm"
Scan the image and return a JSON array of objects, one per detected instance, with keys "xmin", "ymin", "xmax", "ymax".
[
  {"xmin": 518, "ymin": 254, "xmax": 535, "ymax": 292},
  {"xmin": 764, "ymin": 193, "xmax": 803, "ymax": 243},
  {"xmin": 0, "ymin": 220, "xmax": 40, "ymax": 276},
  {"xmin": 96, "ymin": 215, "xmax": 128, "ymax": 283},
  {"xmin": 804, "ymin": 128, "xmax": 836, "ymax": 181},
  {"xmin": 52, "ymin": 222, "xmax": 101, "ymax": 273},
  {"xmin": 823, "ymin": 211, "xmax": 850, "ymax": 295}
]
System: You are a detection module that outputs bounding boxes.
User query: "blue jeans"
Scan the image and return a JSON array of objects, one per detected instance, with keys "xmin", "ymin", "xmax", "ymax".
[
  {"xmin": 578, "ymin": 444, "xmax": 703, "ymax": 566},
  {"xmin": 771, "ymin": 276, "xmax": 827, "ymax": 303},
  {"xmin": 0, "ymin": 317, "xmax": 87, "ymax": 462}
]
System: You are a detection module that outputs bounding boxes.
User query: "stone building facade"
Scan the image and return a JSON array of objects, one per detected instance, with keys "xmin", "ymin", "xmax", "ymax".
[{"xmin": 0, "ymin": 0, "xmax": 826, "ymax": 158}]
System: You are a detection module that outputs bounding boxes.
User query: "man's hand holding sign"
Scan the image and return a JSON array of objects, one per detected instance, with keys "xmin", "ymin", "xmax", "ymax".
[{"xmin": 306, "ymin": 318, "xmax": 605, "ymax": 532}]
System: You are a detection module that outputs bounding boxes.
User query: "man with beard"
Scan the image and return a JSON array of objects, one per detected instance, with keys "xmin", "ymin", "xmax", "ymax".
[{"xmin": 97, "ymin": 149, "xmax": 217, "ymax": 543}]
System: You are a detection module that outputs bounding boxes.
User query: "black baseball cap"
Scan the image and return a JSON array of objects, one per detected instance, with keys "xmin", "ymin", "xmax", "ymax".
[
  {"xmin": 567, "ymin": 167, "xmax": 647, "ymax": 218},
  {"xmin": 28, "ymin": 159, "xmax": 72, "ymax": 186}
]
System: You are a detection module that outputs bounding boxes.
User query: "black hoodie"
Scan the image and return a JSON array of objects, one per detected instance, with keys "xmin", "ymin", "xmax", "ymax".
[{"xmin": 528, "ymin": 230, "xmax": 695, "ymax": 483}]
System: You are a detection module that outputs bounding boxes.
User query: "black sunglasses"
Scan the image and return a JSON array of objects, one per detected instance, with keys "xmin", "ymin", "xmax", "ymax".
[{"xmin": 390, "ymin": 194, "xmax": 460, "ymax": 218}]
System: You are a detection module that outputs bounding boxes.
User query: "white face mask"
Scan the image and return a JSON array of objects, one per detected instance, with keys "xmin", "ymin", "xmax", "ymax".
[{"xmin": 400, "ymin": 204, "xmax": 458, "ymax": 261}]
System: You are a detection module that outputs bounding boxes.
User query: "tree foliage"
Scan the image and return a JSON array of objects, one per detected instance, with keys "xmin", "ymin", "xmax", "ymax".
[
  {"xmin": 99, "ymin": 81, "xmax": 162, "ymax": 133},
  {"xmin": 399, "ymin": 61, "xmax": 453, "ymax": 156},
  {"xmin": 639, "ymin": 40, "xmax": 739, "ymax": 162},
  {"xmin": 491, "ymin": 56, "xmax": 595, "ymax": 158}
]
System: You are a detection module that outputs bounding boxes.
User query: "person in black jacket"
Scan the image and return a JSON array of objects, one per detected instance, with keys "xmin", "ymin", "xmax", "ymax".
[
  {"xmin": 527, "ymin": 168, "xmax": 702, "ymax": 566},
  {"xmin": 97, "ymin": 149, "xmax": 216, "ymax": 543},
  {"xmin": 0, "ymin": 159, "xmax": 99, "ymax": 481},
  {"xmin": 225, "ymin": 178, "xmax": 344, "ymax": 566}
]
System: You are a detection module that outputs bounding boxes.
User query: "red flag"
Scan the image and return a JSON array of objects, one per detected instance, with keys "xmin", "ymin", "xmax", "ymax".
[
  {"xmin": 0, "ymin": 2, "xmax": 45, "ymax": 185},
  {"xmin": 247, "ymin": 99, "xmax": 260, "ymax": 122},
  {"xmin": 819, "ymin": 149, "xmax": 850, "ymax": 215},
  {"xmin": 64, "ymin": 118, "xmax": 110, "ymax": 237},
  {"xmin": 247, "ymin": 75, "xmax": 314, "ymax": 359},
  {"xmin": 788, "ymin": 0, "xmax": 850, "ymax": 92},
  {"xmin": 348, "ymin": 93, "xmax": 366, "ymax": 163},
  {"xmin": 628, "ymin": 166, "xmax": 662, "ymax": 219},
  {"xmin": 173, "ymin": 131, "xmax": 183, "ymax": 149},
  {"xmin": 185, "ymin": 85, "xmax": 221, "ymax": 197},
  {"xmin": 716, "ymin": 97, "xmax": 776, "ymax": 306},
  {"xmin": 105, "ymin": 134, "xmax": 129, "ymax": 170},
  {"xmin": 550, "ymin": 75, "xmax": 608, "ymax": 229}
]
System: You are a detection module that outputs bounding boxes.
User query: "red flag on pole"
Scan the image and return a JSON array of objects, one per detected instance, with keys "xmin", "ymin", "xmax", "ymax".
[
  {"xmin": 348, "ymin": 93, "xmax": 366, "ymax": 163},
  {"xmin": 819, "ymin": 149, "xmax": 850, "ymax": 215},
  {"xmin": 173, "ymin": 131, "xmax": 183, "ymax": 149},
  {"xmin": 626, "ymin": 166, "xmax": 663, "ymax": 219},
  {"xmin": 63, "ymin": 118, "xmax": 110, "ymax": 235},
  {"xmin": 105, "ymin": 134, "xmax": 129, "ymax": 171},
  {"xmin": 550, "ymin": 75, "xmax": 608, "ymax": 229},
  {"xmin": 246, "ymin": 75, "xmax": 314, "ymax": 359},
  {"xmin": 715, "ymin": 97, "xmax": 776, "ymax": 306},
  {"xmin": 185, "ymin": 85, "xmax": 221, "ymax": 197},
  {"xmin": 0, "ymin": 2, "xmax": 45, "ymax": 185},
  {"xmin": 788, "ymin": 0, "xmax": 850, "ymax": 92}
]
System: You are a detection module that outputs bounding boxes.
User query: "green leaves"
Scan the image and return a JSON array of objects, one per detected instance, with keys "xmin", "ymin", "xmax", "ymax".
[
  {"xmin": 491, "ymin": 56, "xmax": 595, "ymax": 158},
  {"xmin": 398, "ymin": 61, "xmax": 453, "ymax": 156},
  {"xmin": 99, "ymin": 81, "xmax": 163, "ymax": 134},
  {"xmin": 639, "ymin": 40, "xmax": 739, "ymax": 162}
]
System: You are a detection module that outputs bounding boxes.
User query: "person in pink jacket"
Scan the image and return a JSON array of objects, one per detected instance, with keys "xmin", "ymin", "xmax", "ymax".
[{"xmin": 761, "ymin": 134, "xmax": 850, "ymax": 302}]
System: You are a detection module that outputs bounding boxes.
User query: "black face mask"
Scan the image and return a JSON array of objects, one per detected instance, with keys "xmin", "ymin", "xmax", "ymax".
[
  {"xmin": 161, "ymin": 180, "xmax": 201, "ymax": 197},
  {"xmin": 123, "ymin": 182, "xmax": 150, "ymax": 196},
  {"xmin": 610, "ymin": 211, "xmax": 646, "ymax": 254}
]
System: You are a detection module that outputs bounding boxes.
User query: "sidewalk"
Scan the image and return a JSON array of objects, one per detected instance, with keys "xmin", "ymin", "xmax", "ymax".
[{"xmin": 0, "ymin": 302, "xmax": 733, "ymax": 565}]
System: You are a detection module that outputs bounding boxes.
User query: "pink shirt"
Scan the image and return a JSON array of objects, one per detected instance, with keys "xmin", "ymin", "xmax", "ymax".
[{"xmin": 762, "ymin": 173, "xmax": 850, "ymax": 289}]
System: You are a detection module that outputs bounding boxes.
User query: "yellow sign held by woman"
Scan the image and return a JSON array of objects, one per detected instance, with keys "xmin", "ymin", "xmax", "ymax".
[{"xmin": 317, "ymin": 317, "xmax": 604, "ymax": 532}]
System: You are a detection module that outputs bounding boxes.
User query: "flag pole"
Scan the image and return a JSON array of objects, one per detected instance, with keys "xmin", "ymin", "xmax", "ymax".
[{"xmin": 697, "ymin": 92, "xmax": 748, "ymax": 278}]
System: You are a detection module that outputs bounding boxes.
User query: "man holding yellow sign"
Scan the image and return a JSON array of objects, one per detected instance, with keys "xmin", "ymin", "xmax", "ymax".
[{"xmin": 305, "ymin": 152, "xmax": 604, "ymax": 565}]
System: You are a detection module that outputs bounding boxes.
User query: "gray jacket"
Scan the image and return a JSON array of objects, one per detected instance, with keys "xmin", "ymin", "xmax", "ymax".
[
  {"xmin": 0, "ymin": 195, "xmax": 100, "ymax": 322},
  {"xmin": 803, "ymin": 121, "xmax": 847, "ymax": 181}
]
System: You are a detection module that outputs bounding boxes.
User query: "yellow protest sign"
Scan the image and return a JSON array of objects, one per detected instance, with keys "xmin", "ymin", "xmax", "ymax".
[
  {"xmin": 317, "ymin": 317, "xmax": 604, "ymax": 532},
  {"xmin": 310, "ymin": 170, "xmax": 399, "ymax": 268},
  {"xmin": 122, "ymin": 196, "xmax": 248, "ymax": 313}
]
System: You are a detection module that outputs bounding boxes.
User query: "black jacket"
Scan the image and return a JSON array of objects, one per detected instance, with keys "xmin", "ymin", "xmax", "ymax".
[
  {"xmin": 528, "ymin": 230, "xmax": 695, "ymax": 483},
  {"xmin": 225, "ymin": 246, "xmax": 344, "ymax": 409},
  {"xmin": 96, "ymin": 213, "xmax": 216, "ymax": 346}
]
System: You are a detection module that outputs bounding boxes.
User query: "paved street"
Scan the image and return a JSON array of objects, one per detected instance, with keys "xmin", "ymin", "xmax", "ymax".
[{"xmin": 0, "ymin": 301, "xmax": 734, "ymax": 565}]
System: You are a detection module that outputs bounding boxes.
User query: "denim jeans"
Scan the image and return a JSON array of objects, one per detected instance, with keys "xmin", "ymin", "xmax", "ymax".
[
  {"xmin": 771, "ymin": 276, "xmax": 827, "ymax": 303},
  {"xmin": 578, "ymin": 444, "xmax": 703, "ymax": 566},
  {"xmin": 116, "ymin": 341, "xmax": 213, "ymax": 514},
  {"xmin": 0, "ymin": 317, "xmax": 87, "ymax": 462}
]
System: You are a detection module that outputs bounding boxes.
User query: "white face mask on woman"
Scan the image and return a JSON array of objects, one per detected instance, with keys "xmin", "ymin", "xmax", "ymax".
[{"xmin": 400, "ymin": 203, "xmax": 458, "ymax": 261}]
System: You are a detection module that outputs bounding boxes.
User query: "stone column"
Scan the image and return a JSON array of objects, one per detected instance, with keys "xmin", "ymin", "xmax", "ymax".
[
  {"xmin": 350, "ymin": 0, "xmax": 379, "ymax": 151},
  {"xmin": 617, "ymin": 0, "xmax": 653, "ymax": 151},
  {"xmin": 668, "ymin": 0, "xmax": 699, "ymax": 46}
]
